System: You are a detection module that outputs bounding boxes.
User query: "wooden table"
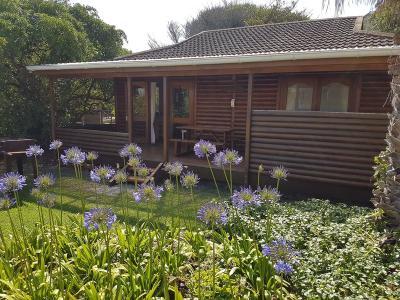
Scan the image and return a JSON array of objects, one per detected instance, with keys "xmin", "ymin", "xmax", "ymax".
[
  {"xmin": 176, "ymin": 125, "xmax": 234, "ymax": 146},
  {"xmin": 170, "ymin": 126, "xmax": 234, "ymax": 156},
  {"xmin": 1, "ymin": 138, "xmax": 36, "ymax": 175}
]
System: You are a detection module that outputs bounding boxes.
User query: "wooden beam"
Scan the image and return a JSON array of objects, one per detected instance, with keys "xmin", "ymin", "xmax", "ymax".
[
  {"xmin": 33, "ymin": 56, "xmax": 390, "ymax": 78},
  {"xmin": 244, "ymin": 73, "xmax": 253, "ymax": 185},
  {"xmin": 48, "ymin": 79, "xmax": 56, "ymax": 140},
  {"xmin": 126, "ymin": 77, "xmax": 133, "ymax": 142},
  {"xmin": 163, "ymin": 76, "xmax": 169, "ymax": 161}
]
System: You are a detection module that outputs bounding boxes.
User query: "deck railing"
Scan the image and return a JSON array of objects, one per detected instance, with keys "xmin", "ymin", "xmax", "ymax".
[
  {"xmin": 249, "ymin": 110, "xmax": 388, "ymax": 187},
  {"xmin": 55, "ymin": 127, "xmax": 129, "ymax": 157}
]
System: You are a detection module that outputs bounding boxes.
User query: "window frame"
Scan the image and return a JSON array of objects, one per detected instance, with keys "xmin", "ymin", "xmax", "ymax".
[{"xmin": 278, "ymin": 75, "xmax": 357, "ymax": 112}]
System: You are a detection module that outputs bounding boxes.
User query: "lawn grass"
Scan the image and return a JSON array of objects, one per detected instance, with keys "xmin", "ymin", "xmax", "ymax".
[{"xmin": 0, "ymin": 174, "xmax": 221, "ymax": 236}]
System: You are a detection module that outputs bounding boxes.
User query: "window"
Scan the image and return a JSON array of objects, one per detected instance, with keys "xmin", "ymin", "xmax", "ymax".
[
  {"xmin": 170, "ymin": 81, "xmax": 194, "ymax": 125},
  {"xmin": 132, "ymin": 86, "xmax": 146, "ymax": 118},
  {"xmin": 283, "ymin": 77, "xmax": 352, "ymax": 112},
  {"xmin": 286, "ymin": 83, "xmax": 313, "ymax": 111},
  {"xmin": 172, "ymin": 87, "xmax": 190, "ymax": 118},
  {"xmin": 320, "ymin": 82, "xmax": 349, "ymax": 112}
]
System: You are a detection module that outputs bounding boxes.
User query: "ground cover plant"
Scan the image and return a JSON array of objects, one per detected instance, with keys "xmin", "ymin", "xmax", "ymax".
[{"xmin": 0, "ymin": 141, "xmax": 399, "ymax": 299}]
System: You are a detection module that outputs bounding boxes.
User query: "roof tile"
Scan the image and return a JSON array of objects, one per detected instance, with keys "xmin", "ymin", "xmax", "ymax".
[{"xmin": 121, "ymin": 17, "xmax": 394, "ymax": 61}]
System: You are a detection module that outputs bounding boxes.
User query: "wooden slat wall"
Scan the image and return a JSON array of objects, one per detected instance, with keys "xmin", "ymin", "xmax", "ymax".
[
  {"xmin": 195, "ymin": 75, "xmax": 248, "ymax": 150},
  {"xmin": 55, "ymin": 128, "xmax": 129, "ymax": 157},
  {"xmin": 196, "ymin": 75, "xmax": 234, "ymax": 128},
  {"xmin": 252, "ymin": 74, "xmax": 279, "ymax": 110},
  {"xmin": 114, "ymin": 79, "xmax": 127, "ymax": 132},
  {"xmin": 359, "ymin": 72, "xmax": 391, "ymax": 113},
  {"xmin": 249, "ymin": 110, "xmax": 388, "ymax": 187}
]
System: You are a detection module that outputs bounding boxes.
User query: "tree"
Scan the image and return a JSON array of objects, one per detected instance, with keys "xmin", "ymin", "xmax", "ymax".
[
  {"xmin": 167, "ymin": 21, "xmax": 183, "ymax": 44},
  {"xmin": 0, "ymin": 0, "xmax": 128, "ymax": 141},
  {"xmin": 180, "ymin": 0, "xmax": 308, "ymax": 39}
]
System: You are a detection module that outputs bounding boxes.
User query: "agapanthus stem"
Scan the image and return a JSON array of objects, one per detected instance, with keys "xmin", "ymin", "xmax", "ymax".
[
  {"xmin": 120, "ymin": 183, "xmax": 126, "ymax": 222},
  {"xmin": 176, "ymin": 174, "xmax": 181, "ymax": 266},
  {"xmin": 92, "ymin": 161, "xmax": 99, "ymax": 208},
  {"xmin": 57, "ymin": 149, "xmax": 63, "ymax": 225},
  {"xmin": 206, "ymin": 154, "xmax": 221, "ymax": 198},
  {"xmin": 229, "ymin": 163, "xmax": 233, "ymax": 196},
  {"xmin": 105, "ymin": 228, "xmax": 112, "ymax": 298},
  {"xmin": 6, "ymin": 209, "xmax": 20, "ymax": 246},
  {"xmin": 221, "ymin": 165, "xmax": 231, "ymax": 195},
  {"xmin": 14, "ymin": 191, "xmax": 34, "ymax": 295},
  {"xmin": 212, "ymin": 225, "xmax": 216, "ymax": 298},
  {"xmin": 34, "ymin": 156, "xmax": 39, "ymax": 178},
  {"xmin": 47, "ymin": 208, "xmax": 54, "ymax": 288},
  {"xmin": 50, "ymin": 208, "xmax": 64, "ymax": 297}
]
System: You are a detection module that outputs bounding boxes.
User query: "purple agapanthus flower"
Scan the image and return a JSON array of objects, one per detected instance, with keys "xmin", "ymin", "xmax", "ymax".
[
  {"xmin": 36, "ymin": 193, "xmax": 56, "ymax": 208},
  {"xmin": 0, "ymin": 195, "xmax": 16, "ymax": 210},
  {"xmin": 34, "ymin": 173, "xmax": 56, "ymax": 189},
  {"xmin": 60, "ymin": 147, "xmax": 86, "ymax": 165},
  {"xmin": 0, "ymin": 172, "xmax": 27, "ymax": 193},
  {"xmin": 197, "ymin": 202, "xmax": 228, "ymax": 226},
  {"xmin": 133, "ymin": 183, "xmax": 163, "ymax": 203},
  {"xmin": 119, "ymin": 143, "xmax": 142, "ymax": 158},
  {"xmin": 270, "ymin": 166, "xmax": 288, "ymax": 181},
  {"xmin": 274, "ymin": 260, "xmax": 294, "ymax": 275},
  {"xmin": 26, "ymin": 145, "xmax": 44, "ymax": 157},
  {"xmin": 258, "ymin": 186, "xmax": 281, "ymax": 204},
  {"xmin": 49, "ymin": 140, "xmax": 63, "ymax": 150},
  {"xmin": 194, "ymin": 140, "xmax": 217, "ymax": 158},
  {"xmin": 90, "ymin": 165, "xmax": 116, "ymax": 183},
  {"xmin": 262, "ymin": 238, "xmax": 299, "ymax": 264},
  {"xmin": 223, "ymin": 149, "xmax": 243, "ymax": 165},
  {"xmin": 180, "ymin": 171, "xmax": 200, "ymax": 189},
  {"xmin": 86, "ymin": 151, "xmax": 99, "ymax": 162},
  {"xmin": 212, "ymin": 151, "xmax": 227, "ymax": 167},
  {"xmin": 84, "ymin": 208, "xmax": 117, "ymax": 231},
  {"xmin": 231, "ymin": 187, "xmax": 260, "ymax": 209},
  {"xmin": 166, "ymin": 161, "xmax": 183, "ymax": 177}
]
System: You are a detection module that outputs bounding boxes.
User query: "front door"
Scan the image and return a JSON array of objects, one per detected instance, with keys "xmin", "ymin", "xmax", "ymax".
[{"xmin": 131, "ymin": 81, "xmax": 148, "ymax": 143}]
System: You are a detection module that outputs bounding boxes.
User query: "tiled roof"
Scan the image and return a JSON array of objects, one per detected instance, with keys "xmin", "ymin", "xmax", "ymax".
[{"xmin": 121, "ymin": 17, "xmax": 394, "ymax": 61}]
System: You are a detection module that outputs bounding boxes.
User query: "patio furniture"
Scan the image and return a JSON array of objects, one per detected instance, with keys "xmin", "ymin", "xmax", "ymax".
[
  {"xmin": 1, "ymin": 138, "xmax": 36, "ymax": 176},
  {"xmin": 169, "ymin": 126, "xmax": 233, "ymax": 156}
]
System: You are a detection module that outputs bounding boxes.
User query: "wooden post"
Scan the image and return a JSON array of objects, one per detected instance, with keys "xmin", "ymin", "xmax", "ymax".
[
  {"xmin": 48, "ymin": 78, "xmax": 56, "ymax": 140},
  {"xmin": 126, "ymin": 77, "xmax": 133, "ymax": 142},
  {"xmin": 244, "ymin": 73, "xmax": 253, "ymax": 185},
  {"xmin": 163, "ymin": 76, "xmax": 169, "ymax": 161}
]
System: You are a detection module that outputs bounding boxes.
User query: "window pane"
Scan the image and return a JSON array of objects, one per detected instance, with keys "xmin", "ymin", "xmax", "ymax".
[
  {"xmin": 320, "ymin": 82, "xmax": 349, "ymax": 112},
  {"xmin": 133, "ymin": 87, "xmax": 146, "ymax": 117},
  {"xmin": 286, "ymin": 83, "xmax": 313, "ymax": 111},
  {"xmin": 173, "ymin": 87, "xmax": 190, "ymax": 118}
]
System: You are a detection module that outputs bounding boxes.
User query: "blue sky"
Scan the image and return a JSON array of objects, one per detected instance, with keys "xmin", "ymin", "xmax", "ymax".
[{"xmin": 71, "ymin": 0, "xmax": 374, "ymax": 52}]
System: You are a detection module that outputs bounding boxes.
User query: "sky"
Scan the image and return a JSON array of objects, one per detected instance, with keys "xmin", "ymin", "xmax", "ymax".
[{"xmin": 71, "ymin": 0, "xmax": 375, "ymax": 52}]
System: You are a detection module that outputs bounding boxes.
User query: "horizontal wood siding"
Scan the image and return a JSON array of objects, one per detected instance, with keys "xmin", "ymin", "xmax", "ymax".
[
  {"xmin": 114, "ymin": 79, "xmax": 127, "ymax": 132},
  {"xmin": 252, "ymin": 74, "xmax": 279, "ymax": 110},
  {"xmin": 249, "ymin": 110, "xmax": 388, "ymax": 187},
  {"xmin": 359, "ymin": 72, "xmax": 391, "ymax": 113},
  {"xmin": 55, "ymin": 128, "xmax": 128, "ymax": 156},
  {"xmin": 233, "ymin": 75, "xmax": 248, "ymax": 150}
]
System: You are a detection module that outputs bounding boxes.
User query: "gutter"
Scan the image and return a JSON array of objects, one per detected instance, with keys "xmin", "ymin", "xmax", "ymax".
[{"xmin": 26, "ymin": 47, "xmax": 400, "ymax": 72}]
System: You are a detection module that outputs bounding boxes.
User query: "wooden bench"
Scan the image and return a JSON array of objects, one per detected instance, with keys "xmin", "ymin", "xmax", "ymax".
[{"xmin": 169, "ymin": 138, "xmax": 223, "ymax": 156}]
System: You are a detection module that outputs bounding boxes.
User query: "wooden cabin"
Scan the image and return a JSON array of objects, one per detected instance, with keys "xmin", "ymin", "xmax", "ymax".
[{"xmin": 27, "ymin": 16, "xmax": 400, "ymax": 199}]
